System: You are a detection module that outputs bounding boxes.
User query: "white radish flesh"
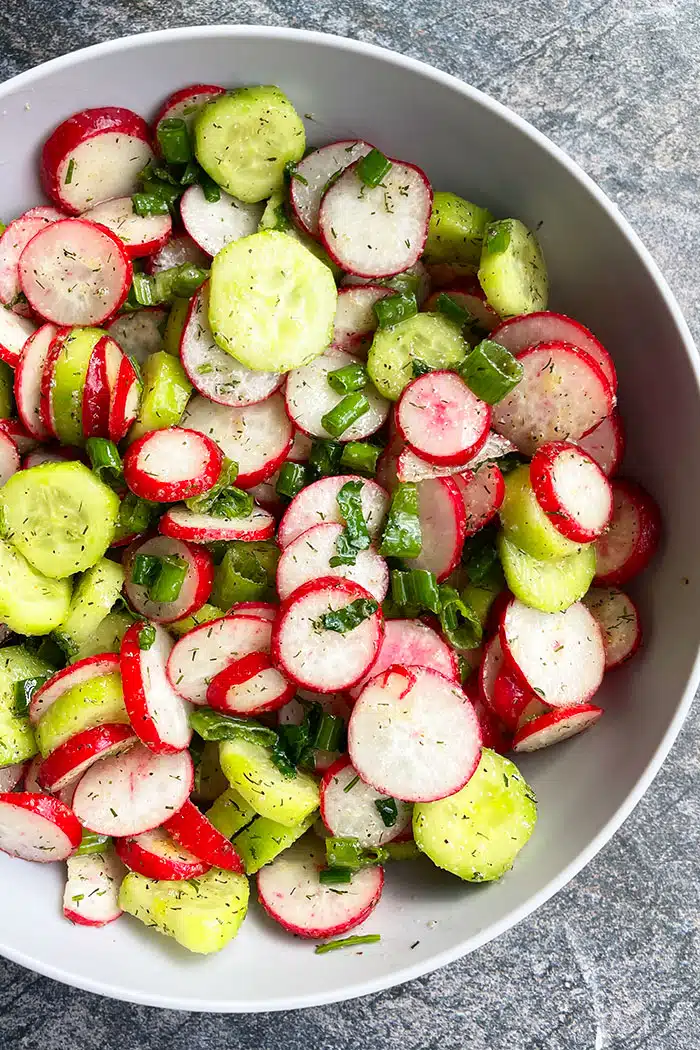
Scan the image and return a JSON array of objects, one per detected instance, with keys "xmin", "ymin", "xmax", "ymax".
[
  {"xmin": 180, "ymin": 184, "xmax": 264, "ymax": 256},
  {"xmin": 0, "ymin": 433, "xmax": 20, "ymax": 486},
  {"xmin": 63, "ymin": 849, "xmax": 125, "ymax": 926},
  {"xmin": 285, "ymin": 347, "xmax": 390, "ymax": 441},
  {"xmin": 348, "ymin": 617, "xmax": 458, "ymax": 700},
  {"xmin": 576, "ymin": 412, "xmax": 625, "ymax": 477},
  {"xmin": 124, "ymin": 426, "xmax": 222, "ymax": 502},
  {"xmin": 153, "ymin": 84, "xmax": 225, "ymax": 131},
  {"xmin": 107, "ymin": 307, "xmax": 167, "ymax": 364},
  {"xmin": 114, "ymin": 826, "xmax": 210, "ymax": 880},
  {"xmin": 321, "ymin": 758, "xmax": 413, "ymax": 847},
  {"xmin": 121, "ymin": 622, "xmax": 193, "ymax": 754},
  {"xmin": 532, "ymin": 442, "xmax": 612, "ymax": 542},
  {"xmin": 81, "ymin": 197, "xmax": 172, "ymax": 258},
  {"xmin": 0, "ymin": 762, "xmax": 26, "ymax": 792},
  {"xmin": 276, "ymin": 522, "xmax": 389, "ymax": 602},
  {"xmin": 206, "ymin": 650, "xmax": 294, "ymax": 716},
  {"xmin": 582, "ymin": 587, "xmax": 641, "ymax": 669},
  {"xmin": 29, "ymin": 654, "xmax": 120, "ymax": 725},
  {"xmin": 123, "ymin": 535, "xmax": 213, "ymax": 624},
  {"xmin": 167, "ymin": 614, "xmax": 273, "ymax": 705},
  {"xmin": 397, "ymin": 371, "xmax": 491, "ymax": 466},
  {"xmin": 453, "ymin": 464, "xmax": 505, "ymax": 536},
  {"xmin": 278, "ymin": 474, "xmax": 389, "ymax": 549},
  {"xmin": 290, "ymin": 139, "xmax": 373, "ymax": 237},
  {"xmin": 0, "ymin": 212, "xmax": 60, "ymax": 311},
  {"xmin": 332, "ymin": 284, "xmax": 392, "ymax": 353},
  {"xmin": 146, "ymin": 233, "xmax": 210, "ymax": 273},
  {"xmin": 0, "ymin": 306, "xmax": 36, "ymax": 367},
  {"xmin": 404, "ymin": 476, "xmax": 466, "ymax": 582},
  {"xmin": 159, "ymin": 503, "xmax": 275, "ymax": 544},
  {"xmin": 37, "ymin": 724, "xmax": 137, "ymax": 793},
  {"xmin": 513, "ymin": 704, "xmax": 603, "ymax": 752},
  {"xmin": 16, "ymin": 323, "xmax": 58, "ymax": 440},
  {"xmin": 0, "ymin": 793, "xmax": 82, "ymax": 862}
]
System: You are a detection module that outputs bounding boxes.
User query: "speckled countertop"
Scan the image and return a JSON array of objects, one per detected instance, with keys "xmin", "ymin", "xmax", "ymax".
[{"xmin": 0, "ymin": 2, "xmax": 699, "ymax": 1047}]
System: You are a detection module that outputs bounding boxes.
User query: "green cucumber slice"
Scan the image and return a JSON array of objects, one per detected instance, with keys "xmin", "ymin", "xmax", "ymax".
[
  {"xmin": 423, "ymin": 192, "xmax": 493, "ymax": 268},
  {"xmin": 367, "ymin": 312, "xmax": 468, "ymax": 401},
  {"xmin": 36, "ymin": 671, "xmax": 127, "ymax": 756},
  {"xmin": 258, "ymin": 189, "xmax": 290, "ymax": 233},
  {"xmin": 498, "ymin": 532, "xmax": 596, "ymax": 613},
  {"xmin": 0, "ymin": 461, "xmax": 120, "ymax": 579},
  {"xmin": 0, "ymin": 362, "xmax": 13, "ymax": 419},
  {"xmin": 498, "ymin": 464, "xmax": 586, "ymax": 562},
  {"xmin": 194, "ymin": 86, "xmax": 305, "ymax": 203},
  {"xmin": 0, "ymin": 540, "xmax": 72, "ymax": 635},
  {"xmin": 219, "ymin": 737, "xmax": 320, "ymax": 827},
  {"xmin": 232, "ymin": 810, "xmax": 317, "ymax": 874},
  {"xmin": 53, "ymin": 558, "xmax": 125, "ymax": 658},
  {"xmin": 208, "ymin": 231, "xmax": 337, "ymax": 373},
  {"xmin": 478, "ymin": 218, "xmax": 548, "ymax": 318},
  {"xmin": 50, "ymin": 326, "xmax": 104, "ymax": 445},
  {"xmin": 167, "ymin": 603, "xmax": 224, "ymax": 639},
  {"xmin": 118, "ymin": 866, "xmax": 249, "ymax": 954},
  {"xmin": 162, "ymin": 298, "xmax": 190, "ymax": 356},
  {"xmin": 71, "ymin": 610, "xmax": 133, "ymax": 662},
  {"xmin": 127, "ymin": 351, "xmax": 192, "ymax": 443},
  {"xmin": 193, "ymin": 741, "xmax": 229, "ymax": 804},
  {"xmin": 0, "ymin": 646, "xmax": 54, "ymax": 765},
  {"xmin": 413, "ymin": 748, "xmax": 537, "ymax": 881},
  {"xmin": 207, "ymin": 786, "xmax": 257, "ymax": 839}
]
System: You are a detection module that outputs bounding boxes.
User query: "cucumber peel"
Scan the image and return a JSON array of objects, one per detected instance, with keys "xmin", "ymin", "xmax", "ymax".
[
  {"xmin": 36, "ymin": 671, "xmax": 127, "ymax": 756},
  {"xmin": 128, "ymin": 351, "xmax": 192, "ymax": 443},
  {"xmin": 498, "ymin": 464, "xmax": 586, "ymax": 562},
  {"xmin": 219, "ymin": 736, "xmax": 320, "ymax": 827},
  {"xmin": 0, "ymin": 362, "xmax": 13, "ymax": 419},
  {"xmin": 0, "ymin": 646, "xmax": 54, "ymax": 766},
  {"xmin": 478, "ymin": 218, "xmax": 548, "ymax": 318},
  {"xmin": 498, "ymin": 532, "xmax": 596, "ymax": 613},
  {"xmin": 423, "ymin": 192, "xmax": 493, "ymax": 268}
]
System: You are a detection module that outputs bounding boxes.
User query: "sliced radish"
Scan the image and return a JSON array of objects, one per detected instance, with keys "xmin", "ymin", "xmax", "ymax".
[
  {"xmin": 19, "ymin": 218, "xmax": 132, "ymax": 326},
  {"xmin": 319, "ymin": 158, "xmax": 432, "ymax": 278},
  {"xmin": 500, "ymin": 598, "xmax": 605, "ymax": 707},
  {"xmin": 0, "ymin": 762, "xmax": 26, "ymax": 793},
  {"xmin": 513, "ymin": 703, "xmax": 603, "ymax": 752},
  {"xmin": 108, "ymin": 349, "xmax": 140, "ymax": 442},
  {"xmin": 395, "ymin": 431, "xmax": 515, "ymax": 484},
  {"xmin": 167, "ymin": 613, "xmax": 273, "ymax": 704},
  {"xmin": 22, "ymin": 756, "xmax": 44, "ymax": 794},
  {"xmin": 107, "ymin": 307, "xmax": 167, "ymax": 364},
  {"xmin": 29, "ymin": 654, "xmax": 121, "ymax": 725},
  {"xmin": 0, "ymin": 306, "xmax": 36, "ymax": 367},
  {"xmin": 114, "ymin": 826, "xmax": 211, "ymax": 880},
  {"xmin": 492, "ymin": 341, "xmax": 613, "ymax": 456},
  {"xmin": 278, "ymin": 692, "xmax": 352, "ymax": 773},
  {"xmin": 272, "ymin": 577, "xmax": 383, "ymax": 692},
  {"xmin": 478, "ymin": 634, "xmax": 504, "ymax": 714},
  {"xmin": 153, "ymin": 83, "xmax": 225, "ymax": 133},
  {"xmin": 276, "ymin": 522, "xmax": 389, "ymax": 603},
  {"xmin": 145, "ymin": 233, "xmax": 209, "ymax": 274},
  {"xmin": 396, "ymin": 371, "xmax": 491, "ymax": 466},
  {"xmin": 285, "ymin": 347, "xmax": 390, "ymax": 442},
  {"xmin": 72, "ymin": 744, "xmax": 193, "ymax": 837},
  {"xmin": 180, "ymin": 184, "xmax": 263, "ymax": 256},
  {"xmin": 124, "ymin": 426, "xmax": 223, "ymax": 502},
  {"xmin": 121, "ymin": 621, "xmax": 193, "ymax": 754},
  {"xmin": 290, "ymin": 139, "xmax": 373, "ymax": 237},
  {"xmin": 466, "ymin": 681, "xmax": 512, "ymax": 755},
  {"xmin": 320, "ymin": 756, "xmax": 412, "ymax": 847},
  {"xmin": 530, "ymin": 440, "xmax": 613, "ymax": 543},
  {"xmin": 63, "ymin": 849, "xmax": 125, "ymax": 926},
  {"xmin": 182, "ymin": 392, "xmax": 293, "ymax": 488},
  {"xmin": 123, "ymin": 535, "xmax": 214, "ymax": 624},
  {"xmin": 332, "ymin": 284, "xmax": 392, "ymax": 353},
  {"xmin": 22, "ymin": 446, "xmax": 83, "ymax": 469},
  {"xmin": 453, "ymin": 463, "xmax": 505, "ymax": 536},
  {"xmin": 278, "ymin": 474, "xmax": 389, "ymax": 549},
  {"xmin": 0, "ymin": 792, "xmax": 82, "ymax": 862},
  {"xmin": 163, "ymin": 799, "xmax": 244, "ymax": 873},
  {"xmin": 41, "ymin": 106, "xmax": 154, "ymax": 214},
  {"xmin": 0, "ymin": 419, "xmax": 38, "ymax": 457},
  {"xmin": 594, "ymin": 480, "xmax": 660, "ymax": 586},
  {"xmin": 582, "ymin": 586, "xmax": 641, "ymax": 670},
  {"xmin": 349, "ymin": 666, "xmax": 481, "ymax": 802},
  {"xmin": 0, "ymin": 211, "xmax": 61, "ymax": 312},
  {"xmin": 0, "ymin": 432, "xmax": 19, "ymax": 487},
  {"xmin": 576, "ymin": 411, "xmax": 625, "ymax": 478},
  {"xmin": 180, "ymin": 283, "xmax": 283, "ymax": 407},
  {"xmin": 81, "ymin": 196, "xmax": 172, "ymax": 259},
  {"xmin": 288, "ymin": 430, "xmax": 313, "ymax": 463},
  {"xmin": 230, "ymin": 601, "xmax": 278, "ymax": 622},
  {"xmin": 37, "ymin": 723, "xmax": 137, "ymax": 793},
  {"xmin": 245, "ymin": 475, "xmax": 284, "ymax": 515},
  {"xmin": 491, "ymin": 311, "xmax": 617, "ymax": 394},
  {"xmin": 82, "ymin": 334, "xmax": 112, "ymax": 439},
  {"xmin": 258, "ymin": 838, "xmax": 383, "ymax": 938},
  {"xmin": 159, "ymin": 502, "xmax": 275, "ymax": 544},
  {"xmin": 342, "ymin": 260, "xmax": 431, "ymax": 305},
  {"xmin": 206, "ymin": 650, "xmax": 295, "ymax": 716},
  {"xmin": 39, "ymin": 326, "xmax": 71, "ymax": 437},
  {"xmin": 348, "ymin": 617, "xmax": 459, "ymax": 700},
  {"xmin": 491, "ymin": 665, "xmax": 538, "ymax": 731},
  {"xmin": 424, "ymin": 276, "xmax": 499, "ymax": 332},
  {"xmin": 405, "ymin": 477, "xmax": 466, "ymax": 582}
]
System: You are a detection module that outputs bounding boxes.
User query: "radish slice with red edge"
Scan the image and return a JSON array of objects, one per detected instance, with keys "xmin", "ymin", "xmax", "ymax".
[
  {"xmin": 0, "ymin": 307, "xmax": 36, "ymax": 367},
  {"xmin": 0, "ymin": 431, "xmax": 20, "ymax": 487},
  {"xmin": 404, "ymin": 476, "xmax": 466, "ymax": 582},
  {"xmin": 320, "ymin": 756, "xmax": 413, "ymax": 847},
  {"xmin": 40, "ymin": 106, "xmax": 154, "ymax": 214},
  {"xmin": 146, "ymin": 233, "xmax": 210, "ymax": 274},
  {"xmin": 276, "ymin": 522, "xmax": 389, "ymax": 603},
  {"xmin": 206, "ymin": 650, "xmax": 295, "ymax": 716},
  {"xmin": 124, "ymin": 426, "xmax": 223, "ymax": 502},
  {"xmin": 285, "ymin": 347, "xmax": 390, "ymax": 442},
  {"xmin": 396, "ymin": 370, "xmax": 491, "ymax": 466},
  {"xmin": 278, "ymin": 474, "xmax": 389, "ymax": 549},
  {"xmin": 465, "ymin": 679, "xmax": 512, "ymax": 755},
  {"xmin": 121, "ymin": 621, "xmax": 193, "ymax": 753},
  {"xmin": 348, "ymin": 617, "xmax": 459, "ymax": 700},
  {"xmin": 114, "ymin": 827, "xmax": 211, "ymax": 880},
  {"xmin": 180, "ymin": 184, "xmax": 263, "ymax": 256},
  {"xmin": 278, "ymin": 692, "xmax": 352, "ymax": 773},
  {"xmin": 349, "ymin": 665, "xmax": 481, "ymax": 802},
  {"xmin": 319, "ymin": 158, "xmax": 432, "ymax": 278},
  {"xmin": 0, "ymin": 792, "xmax": 82, "ymax": 862},
  {"xmin": 576, "ymin": 411, "xmax": 625, "ymax": 478},
  {"xmin": 159, "ymin": 503, "xmax": 275, "ymax": 544},
  {"xmin": 72, "ymin": 743, "xmax": 193, "ymax": 837},
  {"xmin": 491, "ymin": 665, "xmax": 538, "ymax": 731},
  {"xmin": 163, "ymin": 799, "xmax": 244, "ymax": 873},
  {"xmin": 123, "ymin": 535, "xmax": 214, "ymax": 624},
  {"xmin": 594, "ymin": 479, "xmax": 661, "ymax": 586},
  {"xmin": 39, "ymin": 327, "xmax": 71, "ymax": 437},
  {"xmin": 63, "ymin": 849, "xmax": 125, "ymax": 926},
  {"xmin": 153, "ymin": 84, "xmax": 225, "ymax": 133},
  {"xmin": 19, "ymin": 218, "xmax": 132, "ymax": 326},
  {"xmin": 82, "ymin": 334, "xmax": 112, "ymax": 439},
  {"xmin": 513, "ymin": 703, "xmax": 603, "ymax": 752},
  {"xmin": 342, "ymin": 261, "xmax": 431, "ymax": 304},
  {"xmin": 108, "ymin": 349, "xmax": 141, "ymax": 442},
  {"xmin": 491, "ymin": 341, "xmax": 613, "ymax": 456},
  {"xmin": 167, "ymin": 613, "xmax": 274, "ymax": 704},
  {"xmin": 395, "ymin": 431, "xmax": 515, "ymax": 484},
  {"xmin": 530, "ymin": 440, "xmax": 613, "ymax": 543},
  {"xmin": 424, "ymin": 276, "xmax": 499, "ymax": 332},
  {"xmin": 107, "ymin": 307, "xmax": 168, "ymax": 365},
  {"xmin": 81, "ymin": 196, "xmax": 172, "ymax": 259},
  {"xmin": 271, "ymin": 577, "xmax": 384, "ymax": 693},
  {"xmin": 22, "ymin": 756, "xmax": 44, "ymax": 794},
  {"xmin": 0, "ymin": 210, "xmax": 62, "ymax": 312},
  {"xmin": 29, "ymin": 654, "xmax": 121, "ymax": 725},
  {"xmin": 257, "ymin": 838, "xmax": 383, "ymax": 939},
  {"xmin": 332, "ymin": 284, "xmax": 392, "ymax": 353},
  {"xmin": 290, "ymin": 139, "xmax": 373, "ymax": 237},
  {"xmin": 0, "ymin": 419, "xmax": 38, "ymax": 457},
  {"xmin": 478, "ymin": 634, "xmax": 504, "ymax": 714},
  {"xmin": 582, "ymin": 587, "xmax": 641, "ymax": 670},
  {"xmin": 230, "ymin": 601, "xmax": 277, "ymax": 622},
  {"xmin": 453, "ymin": 463, "xmax": 505, "ymax": 537},
  {"xmin": 500, "ymin": 598, "xmax": 605, "ymax": 708},
  {"xmin": 37, "ymin": 723, "xmax": 137, "ymax": 793},
  {"xmin": 0, "ymin": 762, "xmax": 26, "ymax": 793},
  {"xmin": 23, "ymin": 446, "xmax": 83, "ymax": 469}
]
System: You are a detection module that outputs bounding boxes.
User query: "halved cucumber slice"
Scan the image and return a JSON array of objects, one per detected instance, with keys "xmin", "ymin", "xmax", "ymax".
[
  {"xmin": 128, "ymin": 351, "xmax": 192, "ymax": 443},
  {"xmin": 478, "ymin": 218, "xmax": 548, "ymax": 318},
  {"xmin": 50, "ymin": 326, "xmax": 104, "ymax": 445},
  {"xmin": 219, "ymin": 736, "xmax": 320, "ymax": 827},
  {"xmin": 367, "ymin": 312, "xmax": 468, "ymax": 401},
  {"xmin": 207, "ymin": 786, "xmax": 257, "ymax": 839},
  {"xmin": 498, "ymin": 532, "xmax": 596, "ymax": 613},
  {"xmin": 35, "ymin": 671, "xmax": 127, "ymax": 756},
  {"xmin": 208, "ymin": 231, "xmax": 337, "ymax": 373},
  {"xmin": 423, "ymin": 192, "xmax": 493, "ymax": 268},
  {"xmin": 194, "ymin": 86, "xmax": 305, "ymax": 203},
  {"xmin": 0, "ymin": 362, "xmax": 13, "ymax": 419},
  {"xmin": 498, "ymin": 464, "xmax": 586, "ymax": 562},
  {"xmin": 413, "ymin": 747, "xmax": 537, "ymax": 881},
  {"xmin": 53, "ymin": 557, "xmax": 125, "ymax": 658},
  {"xmin": 232, "ymin": 810, "xmax": 317, "ymax": 875},
  {"xmin": 0, "ymin": 646, "xmax": 54, "ymax": 766},
  {"xmin": 0, "ymin": 539, "xmax": 72, "ymax": 634},
  {"xmin": 72, "ymin": 609, "xmax": 133, "ymax": 662},
  {"xmin": 0, "ymin": 461, "xmax": 120, "ymax": 578}
]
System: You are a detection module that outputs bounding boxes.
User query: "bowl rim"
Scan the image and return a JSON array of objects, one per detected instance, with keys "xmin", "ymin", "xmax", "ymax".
[{"xmin": 1, "ymin": 22, "xmax": 700, "ymax": 1014}]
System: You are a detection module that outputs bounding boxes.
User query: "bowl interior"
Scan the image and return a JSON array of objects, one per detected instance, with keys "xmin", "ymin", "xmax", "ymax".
[{"xmin": 0, "ymin": 26, "xmax": 698, "ymax": 1012}]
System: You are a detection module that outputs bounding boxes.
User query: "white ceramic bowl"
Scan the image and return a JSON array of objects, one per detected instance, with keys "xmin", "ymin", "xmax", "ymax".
[{"xmin": 0, "ymin": 25, "xmax": 698, "ymax": 1013}]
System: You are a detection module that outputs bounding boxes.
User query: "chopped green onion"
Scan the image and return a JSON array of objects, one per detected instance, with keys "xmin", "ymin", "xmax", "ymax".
[
  {"xmin": 152, "ymin": 165, "xmax": 180, "ymax": 186},
  {"xmin": 13, "ymin": 676, "xmax": 50, "ymax": 717},
  {"xmin": 140, "ymin": 175, "xmax": 183, "ymax": 212},
  {"xmin": 64, "ymin": 159, "xmax": 75, "ymax": 185},
  {"xmin": 138, "ymin": 624, "xmax": 156, "ymax": 650},
  {"xmin": 315, "ymin": 934, "xmax": 381, "ymax": 954},
  {"xmin": 339, "ymin": 442, "xmax": 380, "ymax": 476},
  {"xmin": 179, "ymin": 161, "xmax": 200, "ymax": 186},
  {"xmin": 313, "ymin": 598, "xmax": 378, "ymax": 634},
  {"xmin": 492, "ymin": 451, "xmax": 528, "ymax": 475},
  {"xmin": 325, "ymin": 836, "xmax": 388, "ymax": 870},
  {"xmin": 276, "ymin": 461, "xmax": 307, "ymax": 499},
  {"xmin": 132, "ymin": 192, "xmax": 171, "ymax": 218},
  {"xmin": 199, "ymin": 170, "xmax": 221, "ymax": 202},
  {"xmin": 330, "ymin": 480, "xmax": 371, "ymax": 567},
  {"xmin": 438, "ymin": 584, "xmax": 482, "ymax": 650},
  {"xmin": 131, "ymin": 554, "xmax": 161, "ymax": 589},
  {"xmin": 185, "ymin": 458, "xmax": 238, "ymax": 513},
  {"xmin": 383, "ymin": 271, "xmax": 421, "ymax": 298},
  {"xmin": 374, "ymin": 797, "xmax": 398, "ymax": 828},
  {"xmin": 0, "ymin": 222, "xmax": 5, "ymax": 237},
  {"xmin": 379, "ymin": 483, "xmax": 422, "ymax": 559},
  {"xmin": 373, "ymin": 292, "xmax": 418, "ymax": 329},
  {"xmin": 189, "ymin": 708, "xmax": 278, "ymax": 746},
  {"xmin": 156, "ymin": 118, "xmax": 193, "ymax": 165},
  {"xmin": 435, "ymin": 292, "xmax": 472, "ymax": 328},
  {"xmin": 132, "ymin": 264, "xmax": 209, "ymax": 307},
  {"xmin": 75, "ymin": 831, "xmax": 110, "ymax": 856},
  {"xmin": 313, "ymin": 712, "xmax": 344, "ymax": 753},
  {"xmin": 357, "ymin": 148, "xmax": 392, "ymax": 188},
  {"xmin": 211, "ymin": 541, "xmax": 277, "ymax": 610},
  {"xmin": 284, "ymin": 160, "xmax": 308, "ymax": 185},
  {"xmin": 459, "ymin": 339, "xmax": 524, "ymax": 404},
  {"xmin": 461, "ymin": 524, "xmax": 502, "ymax": 587},
  {"xmin": 207, "ymin": 488, "xmax": 253, "ymax": 520},
  {"xmin": 309, "ymin": 439, "xmax": 343, "ymax": 478},
  {"xmin": 319, "ymin": 867, "xmax": 354, "ymax": 885},
  {"xmin": 412, "ymin": 358, "xmax": 433, "ymax": 378},
  {"xmin": 114, "ymin": 494, "xmax": 160, "ymax": 542},
  {"xmin": 390, "ymin": 568, "xmax": 440, "ymax": 613},
  {"xmin": 85, "ymin": 437, "xmax": 123, "ymax": 489},
  {"xmin": 321, "ymin": 393, "xmax": 370, "ymax": 439},
  {"xmin": 383, "ymin": 840, "xmax": 421, "ymax": 862},
  {"xmin": 34, "ymin": 637, "xmax": 66, "ymax": 669},
  {"xmin": 149, "ymin": 555, "xmax": 187, "ymax": 603},
  {"xmin": 327, "ymin": 363, "xmax": 368, "ymax": 395},
  {"xmin": 344, "ymin": 774, "xmax": 360, "ymax": 793}
]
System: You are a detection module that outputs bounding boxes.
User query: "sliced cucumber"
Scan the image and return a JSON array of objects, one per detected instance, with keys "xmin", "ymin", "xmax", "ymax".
[
  {"xmin": 462, "ymin": 579, "xmax": 502, "ymax": 626},
  {"xmin": 71, "ymin": 609, "xmax": 133, "ymax": 662},
  {"xmin": 232, "ymin": 810, "xmax": 317, "ymax": 874},
  {"xmin": 414, "ymin": 748, "xmax": 537, "ymax": 881},
  {"xmin": 53, "ymin": 558, "xmax": 124, "ymax": 658},
  {"xmin": 286, "ymin": 225, "xmax": 343, "ymax": 281},
  {"xmin": 0, "ymin": 362, "xmax": 13, "ymax": 419},
  {"xmin": 0, "ymin": 646, "xmax": 54, "ymax": 766},
  {"xmin": 162, "ymin": 298, "xmax": 190, "ymax": 356},
  {"xmin": 209, "ymin": 231, "xmax": 337, "ymax": 373},
  {"xmin": 36, "ymin": 671, "xmax": 127, "ymax": 756},
  {"xmin": 193, "ymin": 741, "xmax": 229, "ymax": 804},
  {"xmin": 498, "ymin": 532, "xmax": 596, "ymax": 613},
  {"xmin": 118, "ymin": 866, "xmax": 249, "ymax": 954},
  {"xmin": 423, "ymin": 192, "xmax": 493, "ymax": 268},
  {"xmin": 498, "ymin": 464, "xmax": 586, "ymax": 562},
  {"xmin": 219, "ymin": 737, "xmax": 320, "ymax": 827},
  {"xmin": 478, "ymin": 218, "xmax": 548, "ymax": 318},
  {"xmin": 0, "ymin": 462, "xmax": 120, "ymax": 579},
  {"xmin": 207, "ymin": 786, "xmax": 257, "ymax": 839},
  {"xmin": 367, "ymin": 312, "xmax": 468, "ymax": 401},
  {"xmin": 51, "ymin": 326, "xmax": 104, "ymax": 446},
  {"xmin": 195, "ymin": 86, "xmax": 305, "ymax": 203},
  {"xmin": 128, "ymin": 351, "xmax": 192, "ymax": 443},
  {"xmin": 0, "ymin": 539, "xmax": 72, "ymax": 635},
  {"xmin": 167, "ymin": 602, "xmax": 224, "ymax": 639}
]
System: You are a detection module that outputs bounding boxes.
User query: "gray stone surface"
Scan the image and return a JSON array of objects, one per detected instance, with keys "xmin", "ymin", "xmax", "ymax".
[{"xmin": 0, "ymin": 2, "xmax": 699, "ymax": 1046}]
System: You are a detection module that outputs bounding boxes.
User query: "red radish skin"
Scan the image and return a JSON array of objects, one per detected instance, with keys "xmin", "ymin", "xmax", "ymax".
[
  {"xmin": 320, "ymin": 756, "xmax": 413, "ymax": 847},
  {"xmin": 491, "ymin": 665, "xmax": 538, "ymax": 731},
  {"xmin": 453, "ymin": 463, "xmax": 505, "ymax": 537},
  {"xmin": 81, "ymin": 196, "xmax": 172, "ymax": 258},
  {"xmin": 396, "ymin": 371, "xmax": 491, "ymax": 466},
  {"xmin": 39, "ymin": 327, "xmax": 71, "ymax": 437},
  {"xmin": 146, "ymin": 233, "xmax": 210, "ymax": 274},
  {"xmin": 478, "ymin": 634, "xmax": 505, "ymax": 715},
  {"xmin": 276, "ymin": 522, "xmax": 389, "ymax": 603},
  {"xmin": 153, "ymin": 84, "xmax": 225, "ymax": 133},
  {"xmin": 123, "ymin": 535, "xmax": 214, "ymax": 624},
  {"xmin": 107, "ymin": 307, "xmax": 168, "ymax": 365},
  {"xmin": 0, "ymin": 307, "xmax": 36, "ymax": 367},
  {"xmin": 424, "ymin": 277, "xmax": 500, "ymax": 332},
  {"xmin": 167, "ymin": 614, "xmax": 274, "ymax": 705},
  {"xmin": 108, "ymin": 350, "xmax": 141, "ymax": 442},
  {"xmin": 29, "ymin": 654, "xmax": 120, "ymax": 725},
  {"xmin": 0, "ymin": 211, "xmax": 62, "ymax": 312},
  {"xmin": 206, "ymin": 650, "xmax": 295, "ymax": 716},
  {"xmin": 0, "ymin": 419, "xmax": 38, "ymax": 457},
  {"xmin": 530, "ymin": 441, "xmax": 613, "ymax": 543},
  {"xmin": 124, "ymin": 426, "xmax": 223, "ymax": 502},
  {"xmin": 332, "ymin": 284, "xmax": 392, "ymax": 353},
  {"xmin": 594, "ymin": 480, "xmax": 661, "ymax": 586},
  {"xmin": 577, "ymin": 411, "xmax": 625, "ymax": 478},
  {"xmin": 82, "ymin": 335, "xmax": 112, "ymax": 439},
  {"xmin": 41, "ymin": 107, "xmax": 154, "ymax": 214},
  {"xmin": 469, "ymin": 689, "xmax": 512, "ymax": 755},
  {"xmin": 405, "ymin": 476, "xmax": 467, "ymax": 582},
  {"xmin": 37, "ymin": 723, "xmax": 137, "ymax": 793},
  {"xmin": 583, "ymin": 587, "xmax": 642, "ymax": 670},
  {"xmin": 278, "ymin": 475, "xmax": 389, "ymax": 549},
  {"xmin": 163, "ymin": 800, "xmax": 244, "ymax": 873},
  {"xmin": 63, "ymin": 849, "xmax": 125, "ymax": 926},
  {"xmin": 513, "ymin": 704, "xmax": 603, "ymax": 752},
  {"xmin": 290, "ymin": 139, "xmax": 373, "ymax": 238},
  {"xmin": 0, "ymin": 762, "xmax": 27, "ymax": 793},
  {"xmin": 121, "ymin": 621, "xmax": 193, "ymax": 754},
  {"xmin": 230, "ymin": 601, "xmax": 278, "ymax": 622},
  {"xmin": 0, "ymin": 792, "xmax": 82, "ymax": 862},
  {"xmin": 114, "ymin": 827, "xmax": 211, "ymax": 880},
  {"xmin": 348, "ymin": 617, "xmax": 459, "ymax": 700},
  {"xmin": 159, "ymin": 502, "xmax": 275, "ymax": 544},
  {"xmin": 285, "ymin": 347, "xmax": 390, "ymax": 442}
]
